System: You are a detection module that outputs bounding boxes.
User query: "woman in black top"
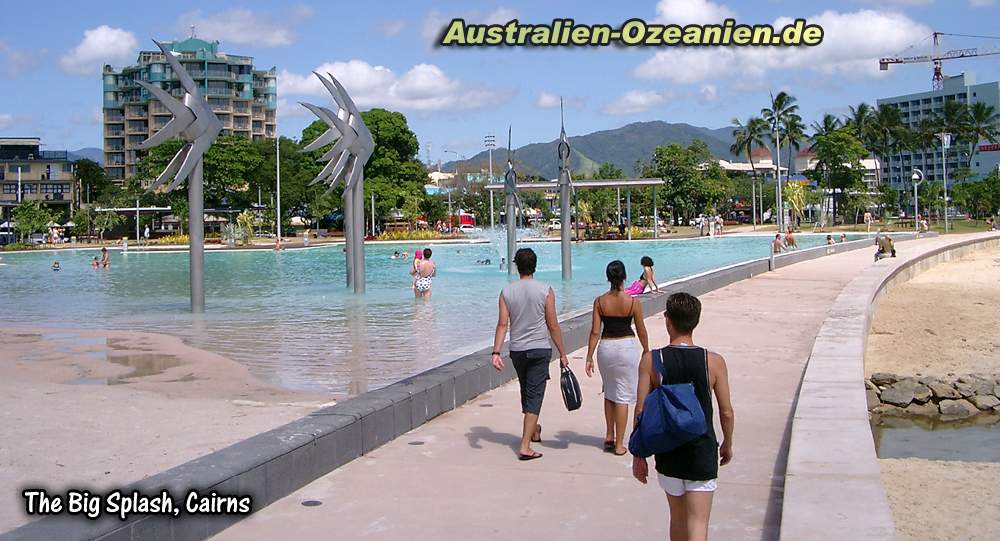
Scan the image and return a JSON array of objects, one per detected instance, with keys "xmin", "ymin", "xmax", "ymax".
[
  {"xmin": 585, "ymin": 261, "xmax": 650, "ymax": 455},
  {"xmin": 632, "ymin": 293, "xmax": 735, "ymax": 541}
]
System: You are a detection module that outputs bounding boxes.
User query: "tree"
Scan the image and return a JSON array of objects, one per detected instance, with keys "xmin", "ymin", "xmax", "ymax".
[
  {"xmin": 93, "ymin": 210, "xmax": 124, "ymax": 241},
  {"xmin": 731, "ymin": 116, "xmax": 768, "ymax": 226},
  {"xmin": 810, "ymin": 114, "xmax": 842, "ymax": 141},
  {"xmin": 965, "ymin": 102, "xmax": 1000, "ymax": 169},
  {"xmin": 761, "ymin": 91, "xmax": 799, "ymax": 167},
  {"xmin": 784, "ymin": 181, "xmax": 806, "ymax": 228},
  {"xmin": 637, "ymin": 141, "xmax": 733, "ymax": 226},
  {"xmin": 808, "ymin": 128, "xmax": 869, "ymax": 223},
  {"xmin": 11, "ymin": 200, "xmax": 54, "ymax": 242},
  {"xmin": 868, "ymin": 105, "xmax": 907, "ymax": 187},
  {"xmin": 72, "ymin": 208, "xmax": 94, "ymax": 240},
  {"xmin": 75, "ymin": 159, "xmax": 113, "ymax": 205}
]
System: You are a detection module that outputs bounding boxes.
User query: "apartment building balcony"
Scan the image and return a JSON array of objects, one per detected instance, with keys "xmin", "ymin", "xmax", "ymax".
[
  {"xmin": 211, "ymin": 102, "xmax": 233, "ymax": 113},
  {"xmin": 105, "ymin": 129, "xmax": 125, "ymax": 137},
  {"xmin": 126, "ymin": 122, "xmax": 148, "ymax": 134},
  {"xmin": 105, "ymin": 112, "xmax": 125, "ymax": 122},
  {"xmin": 233, "ymin": 120, "xmax": 250, "ymax": 130},
  {"xmin": 233, "ymin": 103, "xmax": 250, "ymax": 115},
  {"xmin": 125, "ymin": 108, "xmax": 147, "ymax": 119},
  {"xmin": 206, "ymin": 88, "xmax": 236, "ymax": 97}
]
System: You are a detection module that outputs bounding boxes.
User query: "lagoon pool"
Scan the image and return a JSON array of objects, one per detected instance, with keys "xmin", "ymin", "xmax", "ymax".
[{"xmin": 0, "ymin": 233, "xmax": 860, "ymax": 394}]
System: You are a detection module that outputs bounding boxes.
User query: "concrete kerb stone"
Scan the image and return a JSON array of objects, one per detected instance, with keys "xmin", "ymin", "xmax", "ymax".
[
  {"xmin": 779, "ymin": 232, "xmax": 1000, "ymax": 541},
  {"xmin": 8, "ymin": 233, "xmax": 961, "ymax": 541}
]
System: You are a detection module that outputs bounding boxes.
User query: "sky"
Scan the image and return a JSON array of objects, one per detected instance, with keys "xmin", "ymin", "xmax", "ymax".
[{"xmin": 1, "ymin": 0, "xmax": 998, "ymax": 163}]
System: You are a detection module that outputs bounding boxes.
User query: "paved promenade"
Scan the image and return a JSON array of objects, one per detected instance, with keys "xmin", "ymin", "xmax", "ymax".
[{"xmin": 212, "ymin": 235, "xmax": 954, "ymax": 541}]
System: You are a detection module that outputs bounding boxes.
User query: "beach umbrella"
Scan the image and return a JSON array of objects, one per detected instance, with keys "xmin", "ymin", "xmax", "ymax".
[
  {"xmin": 46, "ymin": 221, "xmax": 59, "ymax": 227},
  {"xmin": 63, "ymin": 221, "xmax": 76, "ymax": 228}
]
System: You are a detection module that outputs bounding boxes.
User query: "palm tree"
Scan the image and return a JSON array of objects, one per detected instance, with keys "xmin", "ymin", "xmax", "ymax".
[
  {"xmin": 762, "ymin": 91, "xmax": 799, "ymax": 231},
  {"xmin": 846, "ymin": 102, "xmax": 880, "ymax": 184},
  {"xmin": 731, "ymin": 116, "xmax": 768, "ymax": 229},
  {"xmin": 869, "ymin": 105, "xmax": 906, "ymax": 187},
  {"xmin": 965, "ymin": 102, "xmax": 1000, "ymax": 168},
  {"xmin": 811, "ymin": 114, "xmax": 842, "ymax": 141},
  {"xmin": 783, "ymin": 113, "xmax": 806, "ymax": 177}
]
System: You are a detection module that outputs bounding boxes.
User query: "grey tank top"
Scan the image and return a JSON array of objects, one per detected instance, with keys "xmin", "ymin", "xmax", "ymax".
[{"xmin": 501, "ymin": 279, "xmax": 552, "ymax": 352}]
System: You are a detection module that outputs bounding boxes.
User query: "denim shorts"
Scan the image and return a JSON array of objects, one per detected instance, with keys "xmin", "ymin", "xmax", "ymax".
[{"xmin": 509, "ymin": 348, "xmax": 551, "ymax": 415}]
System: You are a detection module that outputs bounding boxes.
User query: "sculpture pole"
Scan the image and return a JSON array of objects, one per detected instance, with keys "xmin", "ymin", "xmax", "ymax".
[
  {"xmin": 134, "ymin": 40, "xmax": 221, "ymax": 313},
  {"xmin": 352, "ymin": 178, "xmax": 365, "ymax": 293},
  {"xmin": 300, "ymin": 73, "xmax": 374, "ymax": 294},
  {"xmin": 190, "ymin": 161, "xmax": 205, "ymax": 312},
  {"xmin": 504, "ymin": 127, "xmax": 518, "ymax": 277},
  {"xmin": 557, "ymin": 99, "xmax": 572, "ymax": 281}
]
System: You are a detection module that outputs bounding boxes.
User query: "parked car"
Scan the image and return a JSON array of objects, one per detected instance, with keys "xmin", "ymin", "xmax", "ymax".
[
  {"xmin": 459, "ymin": 224, "xmax": 481, "ymax": 233},
  {"xmin": 546, "ymin": 218, "xmax": 561, "ymax": 231}
]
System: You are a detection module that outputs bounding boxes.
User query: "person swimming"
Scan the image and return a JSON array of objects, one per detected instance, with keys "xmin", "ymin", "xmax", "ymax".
[
  {"xmin": 826, "ymin": 235, "xmax": 835, "ymax": 245},
  {"xmin": 771, "ymin": 234, "xmax": 785, "ymax": 254},
  {"xmin": 51, "ymin": 261, "xmax": 60, "ymax": 271},
  {"xmin": 391, "ymin": 251, "xmax": 400, "ymax": 260},
  {"xmin": 100, "ymin": 247, "xmax": 110, "ymax": 268},
  {"xmin": 91, "ymin": 256, "xmax": 99, "ymax": 269}
]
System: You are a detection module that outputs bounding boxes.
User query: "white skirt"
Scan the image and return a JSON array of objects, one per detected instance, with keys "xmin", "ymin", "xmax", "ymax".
[{"xmin": 596, "ymin": 337, "xmax": 641, "ymax": 405}]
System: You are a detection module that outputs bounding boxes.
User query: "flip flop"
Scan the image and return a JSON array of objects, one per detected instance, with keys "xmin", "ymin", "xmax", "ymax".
[
  {"xmin": 518, "ymin": 451, "xmax": 543, "ymax": 461},
  {"xmin": 614, "ymin": 448, "xmax": 629, "ymax": 456},
  {"xmin": 603, "ymin": 440, "xmax": 615, "ymax": 452},
  {"xmin": 531, "ymin": 425, "xmax": 542, "ymax": 443}
]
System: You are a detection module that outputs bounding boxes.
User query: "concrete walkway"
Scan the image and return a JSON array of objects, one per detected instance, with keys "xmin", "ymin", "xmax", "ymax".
[{"xmin": 212, "ymin": 236, "xmax": 952, "ymax": 541}]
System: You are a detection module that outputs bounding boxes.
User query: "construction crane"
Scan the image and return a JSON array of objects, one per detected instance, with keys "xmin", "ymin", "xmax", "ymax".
[{"xmin": 880, "ymin": 32, "xmax": 1000, "ymax": 90}]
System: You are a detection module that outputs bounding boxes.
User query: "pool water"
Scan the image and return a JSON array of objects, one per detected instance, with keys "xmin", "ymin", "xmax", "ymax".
[
  {"xmin": 0, "ymin": 233, "xmax": 854, "ymax": 394},
  {"xmin": 874, "ymin": 416, "xmax": 1000, "ymax": 462}
]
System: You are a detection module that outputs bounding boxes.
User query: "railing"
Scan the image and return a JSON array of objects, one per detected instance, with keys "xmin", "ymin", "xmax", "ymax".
[
  {"xmin": 105, "ymin": 114, "xmax": 125, "ymax": 122},
  {"xmin": 106, "ymin": 130, "xmax": 124, "ymax": 137},
  {"xmin": 206, "ymin": 88, "xmax": 236, "ymax": 97}
]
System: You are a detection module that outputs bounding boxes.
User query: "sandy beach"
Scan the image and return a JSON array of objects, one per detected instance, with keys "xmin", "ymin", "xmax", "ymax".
[
  {"xmin": 867, "ymin": 244, "xmax": 1000, "ymax": 540},
  {"xmin": 0, "ymin": 328, "xmax": 332, "ymax": 532},
  {"xmin": 867, "ymin": 245, "xmax": 1000, "ymax": 377},
  {"xmin": 880, "ymin": 458, "xmax": 1000, "ymax": 541}
]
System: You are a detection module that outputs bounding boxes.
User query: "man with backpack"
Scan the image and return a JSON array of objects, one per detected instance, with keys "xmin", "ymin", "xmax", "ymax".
[{"xmin": 632, "ymin": 292, "xmax": 735, "ymax": 541}]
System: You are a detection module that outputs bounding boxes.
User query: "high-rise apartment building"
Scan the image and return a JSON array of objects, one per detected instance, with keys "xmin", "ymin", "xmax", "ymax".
[
  {"xmin": 876, "ymin": 72, "xmax": 1000, "ymax": 191},
  {"xmin": 0, "ymin": 138, "xmax": 76, "ymax": 220},
  {"xmin": 102, "ymin": 37, "xmax": 277, "ymax": 182}
]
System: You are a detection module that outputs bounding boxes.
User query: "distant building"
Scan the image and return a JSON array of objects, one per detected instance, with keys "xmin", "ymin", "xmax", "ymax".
[
  {"xmin": 102, "ymin": 37, "xmax": 277, "ymax": 183},
  {"xmin": 427, "ymin": 171, "xmax": 455, "ymax": 185},
  {"xmin": 0, "ymin": 138, "xmax": 76, "ymax": 220},
  {"xmin": 876, "ymin": 72, "xmax": 1000, "ymax": 191},
  {"xmin": 794, "ymin": 146, "xmax": 881, "ymax": 187}
]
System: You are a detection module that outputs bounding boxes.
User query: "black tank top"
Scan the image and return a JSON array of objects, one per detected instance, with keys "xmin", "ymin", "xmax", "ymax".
[
  {"xmin": 599, "ymin": 297, "xmax": 635, "ymax": 338},
  {"xmin": 653, "ymin": 345, "xmax": 718, "ymax": 481}
]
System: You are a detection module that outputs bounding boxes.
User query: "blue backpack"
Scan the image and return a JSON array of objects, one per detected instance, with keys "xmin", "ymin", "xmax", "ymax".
[{"xmin": 628, "ymin": 348, "xmax": 708, "ymax": 458}]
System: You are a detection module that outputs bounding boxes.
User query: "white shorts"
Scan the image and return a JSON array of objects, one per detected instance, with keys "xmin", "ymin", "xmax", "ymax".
[{"xmin": 657, "ymin": 474, "xmax": 717, "ymax": 497}]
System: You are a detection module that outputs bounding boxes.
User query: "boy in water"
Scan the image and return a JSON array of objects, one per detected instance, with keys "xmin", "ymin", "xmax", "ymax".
[{"xmin": 632, "ymin": 293, "xmax": 735, "ymax": 541}]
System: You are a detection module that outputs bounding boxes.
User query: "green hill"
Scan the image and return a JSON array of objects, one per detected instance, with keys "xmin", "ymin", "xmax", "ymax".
[{"xmin": 443, "ymin": 121, "xmax": 736, "ymax": 179}]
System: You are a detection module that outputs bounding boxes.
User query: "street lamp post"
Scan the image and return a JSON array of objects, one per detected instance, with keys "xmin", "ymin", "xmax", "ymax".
[
  {"xmin": 911, "ymin": 169, "xmax": 924, "ymax": 236},
  {"xmin": 485, "ymin": 134, "xmax": 496, "ymax": 229},
  {"xmin": 936, "ymin": 132, "xmax": 951, "ymax": 233},
  {"xmin": 443, "ymin": 149, "xmax": 461, "ymax": 230}
]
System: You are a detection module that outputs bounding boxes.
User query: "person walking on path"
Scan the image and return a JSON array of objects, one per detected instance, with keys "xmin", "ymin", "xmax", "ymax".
[
  {"xmin": 585, "ymin": 260, "xmax": 650, "ymax": 455},
  {"xmin": 632, "ymin": 292, "xmax": 735, "ymax": 541},
  {"xmin": 491, "ymin": 248, "xmax": 570, "ymax": 461}
]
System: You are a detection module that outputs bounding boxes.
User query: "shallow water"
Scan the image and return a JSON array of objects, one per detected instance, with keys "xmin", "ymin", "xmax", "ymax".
[
  {"xmin": 874, "ymin": 416, "xmax": 1000, "ymax": 462},
  {"xmin": 0, "ymin": 233, "xmax": 858, "ymax": 394}
]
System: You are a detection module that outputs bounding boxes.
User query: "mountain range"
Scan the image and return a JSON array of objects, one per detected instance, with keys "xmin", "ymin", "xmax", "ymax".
[
  {"xmin": 68, "ymin": 147, "xmax": 103, "ymax": 164},
  {"xmin": 441, "ymin": 121, "xmax": 738, "ymax": 179}
]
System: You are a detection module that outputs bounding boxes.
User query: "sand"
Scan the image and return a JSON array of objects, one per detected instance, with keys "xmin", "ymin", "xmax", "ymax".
[
  {"xmin": 867, "ymin": 245, "xmax": 1000, "ymax": 377},
  {"xmin": 867, "ymin": 245, "xmax": 1000, "ymax": 540},
  {"xmin": 0, "ymin": 327, "xmax": 332, "ymax": 533},
  {"xmin": 879, "ymin": 458, "xmax": 1000, "ymax": 541}
]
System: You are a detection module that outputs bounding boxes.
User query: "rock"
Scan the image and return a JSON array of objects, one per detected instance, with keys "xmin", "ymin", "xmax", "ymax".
[
  {"xmin": 866, "ymin": 388, "xmax": 880, "ymax": 411},
  {"xmin": 971, "ymin": 380, "xmax": 994, "ymax": 396},
  {"xmin": 911, "ymin": 384, "xmax": 933, "ymax": 403},
  {"xmin": 970, "ymin": 395, "xmax": 1000, "ymax": 411},
  {"xmin": 873, "ymin": 404, "xmax": 906, "ymax": 417},
  {"xmin": 958, "ymin": 375, "xmax": 980, "ymax": 384},
  {"xmin": 938, "ymin": 399, "xmax": 979, "ymax": 419},
  {"xmin": 880, "ymin": 381, "xmax": 917, "ymax": 407},
  {"xmin": 928, "ymin": 381, "xmax": 960, "ymax": 399},
  {"xmin": 871, "ymin": 372, "xmax": 899, "ymax": 387},
  {"xmin": 918, "ymin": 376, "xmax": 942, "ymax": 386},
  {"xmin": 994, "ymin": 384, "xmax": 1000, "ymax": 399},
  {"xmin": 993, "ymin": 404, "xmax": 1000, "ymax": 413},
  {"xmin": 904, "ymin": 402, "xmax": 939, "ymax": 417},
  {"xmin": 954, "ymin": 381, "xmax": 977, "ymax": 398},
  {"xmin": 865, "ymin": 379, "xmax": 878, "ymax": 391}
]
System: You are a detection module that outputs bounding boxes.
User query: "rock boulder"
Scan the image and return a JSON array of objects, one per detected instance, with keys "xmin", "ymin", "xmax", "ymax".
[
  {"xmin": 928, "ymin": 381, "xmax": 960, "ymax": 399},
  {"xmin": 938, "ymin": 399, "xmax": 979, "ymax": 419},
  {"xmin": 880, "ymin": 381, "xmax": 917, "ymax": 407},
  {"xmin": 971, "ymin": 395, "xmax": 1000, "ymax": 411},
  {"xmin": 870, "ymin": 372, "xmax": 899, "ymax": 387}
]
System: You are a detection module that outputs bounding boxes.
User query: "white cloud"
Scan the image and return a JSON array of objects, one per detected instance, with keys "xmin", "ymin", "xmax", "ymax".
[
  {"xmin": 375, "ymin": 20, "xmax": 408, "ymax": 37},
  {"xmin": 603, "ymin": 90, "xmax": 666, "ymax": 115},
  {"xmin": 0, "ymin": 113, "xmax": 13, "ymax": 130},
  {"xmin": 0, "ymin": 41, "xmax": 45, "ymax": 79},
  {"xmin": 279, "ymin": 60, "xmax": 510, "ymax": 113},
  {"xmin": 699, "ymin": 84, "xmax": 718, "ymax": 103},
  {"xmin": 635, "ymin": 9, "xmax": 931, "ymax": 85},
  {"xmin": 970, "ymin": 0, "xmax": 995, "ymax": 6},
  {"xmin": 422, "ymin": 7, "xmax": 517, "ymax": 43},
  {"xmin": 176, "ymin": 8, "xmax": 297, "ymax": 47},
  {"xmin": 535, "ymin": 92, "xmax": 586, "ymax": 110},
  {"xmin": 654, "ymin": 0, "xmax": 736, "ymax": 25},
  {"xmin": 60, "ymin": 26, "xmax": 137, "ymax": 75}
]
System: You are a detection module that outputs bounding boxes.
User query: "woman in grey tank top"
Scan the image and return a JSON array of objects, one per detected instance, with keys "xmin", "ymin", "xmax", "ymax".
[{"xmin": 491, "ymin": 248, "xmax": 569, "ymax": 461}]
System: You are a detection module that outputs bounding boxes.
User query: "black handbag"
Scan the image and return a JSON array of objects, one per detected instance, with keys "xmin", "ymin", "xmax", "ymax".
[{"xmin": 560, "ymin": 366, "xmax": 582, "ymax": 411}]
